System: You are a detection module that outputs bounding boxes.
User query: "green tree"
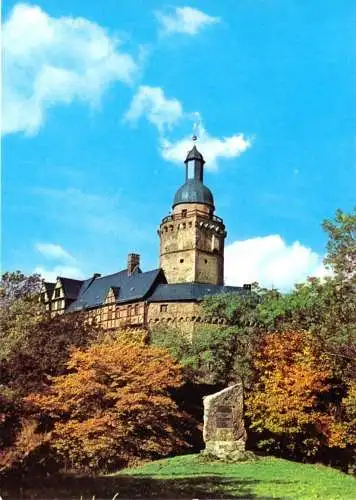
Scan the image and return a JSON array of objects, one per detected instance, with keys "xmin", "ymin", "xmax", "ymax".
[
  {"xmin": 150, "ymin": 324, "xmax": 242, "ymax": 385},
  {"xmin": 322, "ymin": 208, "xmax": 356, "ymax": 279}
]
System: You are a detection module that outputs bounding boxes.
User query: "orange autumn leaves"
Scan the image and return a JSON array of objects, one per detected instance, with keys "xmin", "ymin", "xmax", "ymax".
[
  {"xmin": 27, "ymin": 341, "xmax": 193, "ymax": 471},
  {"xmin": 246, "ymin": 331, "xmax": 352, "ymax": 452}
]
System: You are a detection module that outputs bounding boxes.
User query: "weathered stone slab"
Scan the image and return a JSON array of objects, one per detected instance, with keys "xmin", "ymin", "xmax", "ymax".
[{"xmin": 202, "ymin": 383, "xmax": 246, "ymax": 459}]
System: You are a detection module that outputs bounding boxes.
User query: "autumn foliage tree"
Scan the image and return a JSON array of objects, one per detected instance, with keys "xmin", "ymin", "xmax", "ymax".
[
  {"xmin": 0, "ymin": 272, "xmax": 102, "ymax": 471},
  {"xmin": 27, "ymin": 341, "xmax": 194, "ymax": 472},
  {"xmin": 246, "ymin": 330, "xmax": 353, "ymax": 459}
]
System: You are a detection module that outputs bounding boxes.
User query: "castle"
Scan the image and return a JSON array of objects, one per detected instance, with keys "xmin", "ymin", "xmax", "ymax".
[{"xmin": 40, "ymin": 144, "xmax": 247, "ymax": 333}]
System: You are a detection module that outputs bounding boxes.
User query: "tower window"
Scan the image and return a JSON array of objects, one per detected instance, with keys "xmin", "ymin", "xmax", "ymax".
[
  {"xmin": 160, "ymin": 304, "xmax": 168, "ymax": 313},
  {"xmin": 182, "ymin": 209, "xmax": 187, "ymax": 218},
  {"xmin": 180, "ymin": 259, "xmax": 184, "ymax": 263},
  {"xmin": 187, "ymin": 161, "xmax": 194, "ymax": 179},
  {"xmin": 204, "ymin": 259, "xmax": 208, "ymax": 264}
]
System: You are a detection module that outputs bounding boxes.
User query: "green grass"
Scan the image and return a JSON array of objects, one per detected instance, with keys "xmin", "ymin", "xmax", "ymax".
[
  {"xmin": 114, "ymin": 454, "xmax": 355, "ymax": 499},
  {"xmin": 3, "ymin": 454, "xmax": 355, "ymax": 499}
]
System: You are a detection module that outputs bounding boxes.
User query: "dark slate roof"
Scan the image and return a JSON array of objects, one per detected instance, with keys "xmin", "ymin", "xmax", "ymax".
[
  {"xmin": 148, "ymin": 283, "xmax": 247, "ymax": 302},
  {"xmin": 44, "ymin": 282, "xmax": 55, "ymax": 299},
  {"xmin": 67, "ymin": 268, "xmax": 164, "ymax": 312},
  {"xmin": 173, "ymin": 180, "xmax": 214, "ymax": 208},
  {"xmin": 185, "ymin": 145, "xmax": 204, "ymax": 163},
  {"xmin": 59, "ymin": 277, "xmax": 84, "ymax": 300}
]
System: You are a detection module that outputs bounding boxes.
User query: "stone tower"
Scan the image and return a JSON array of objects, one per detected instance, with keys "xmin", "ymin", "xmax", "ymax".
[{"xmin": 159, "ymin": 144, "xmax": 226, "ymax": 285}]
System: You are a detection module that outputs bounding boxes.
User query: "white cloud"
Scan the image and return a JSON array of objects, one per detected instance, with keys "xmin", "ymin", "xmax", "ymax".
[
  {"xmin": 224, "ymin": 235, "xmax": 330, "ymax": 291},
  {"xmin": 34, "ymin": 242, "xmax": 83, "ymax": 281},
  {"xmin": 35, "ymin": 242, "xmax": 75, "ymax": 262},
  {"xmin": 125, "ymin": 87, "xmax": 252, "ymax": 168},
  {"xmin": 2, "ymin": 3, "xmax": 138, "ymax": 135},
  {"xmin": 124, "ymin": 85, "xmax": 183, "ymax": 132},
  {"xmin": 34, "ymin": 265, "xmax": 84, "ymax": 282},
  {"xmin": 156, "ymin": 6, "xmax": 220, "ymax": 36},
  {"xmin": 161, "ymin": 123, "xmax": 252, "ymax": 170}
]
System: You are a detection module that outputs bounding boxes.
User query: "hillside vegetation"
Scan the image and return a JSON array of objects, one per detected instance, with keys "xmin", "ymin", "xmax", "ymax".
[{"xmin": 0, "ymin": 209, "xmax": 355, "ymax": 487}]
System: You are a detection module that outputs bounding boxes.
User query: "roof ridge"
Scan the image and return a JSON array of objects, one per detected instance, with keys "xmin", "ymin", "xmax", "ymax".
[{"xmin": 58, "ymin": 276, "xmax": 84, "ymax": 283}]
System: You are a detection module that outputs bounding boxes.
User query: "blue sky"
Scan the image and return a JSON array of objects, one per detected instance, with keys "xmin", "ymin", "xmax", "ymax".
[{"xmin": 2, "ymin": 0, "xmax": 355, "ymax": 290}]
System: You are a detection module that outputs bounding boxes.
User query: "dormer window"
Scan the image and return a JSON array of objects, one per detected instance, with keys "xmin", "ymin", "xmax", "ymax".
[{"xmin": 54, "ymin": 288, "xmax": 60, "ymax": 298}]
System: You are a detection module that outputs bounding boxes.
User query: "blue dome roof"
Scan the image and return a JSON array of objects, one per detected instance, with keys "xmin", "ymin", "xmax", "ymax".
[{"xmin": 173, "ymin": 179, "xmax": 214, "ymax": 208}]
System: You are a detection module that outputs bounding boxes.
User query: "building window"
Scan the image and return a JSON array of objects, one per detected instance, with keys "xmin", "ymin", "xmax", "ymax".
[
  {"xmin": 54, "ymin": 288, "xmax": 61, "ymax": 298},
  {"xmin": 134, "ymin": 304, "xmax": 139, "ymax": 315},
  {"xmin": 205, "ymin": 259, "xmax": 208, "ymax": 264},
  {"xmin": 182, "ymin": 209, "xmax": 187, "ymax": 218},
  {"xmin": 187, "ymin": 161, "xmax": 194, "ymax": 179},
  {"xmin": 160, "ymin": 304, "xmax": 168, "ymax": 313},
  {"xmin": 212, "ymin": 235, "xmax": 220, "ymax": 251},
  {"xmin": 180, "ymin": 258, "xmax": 184, "ymax": 263}
]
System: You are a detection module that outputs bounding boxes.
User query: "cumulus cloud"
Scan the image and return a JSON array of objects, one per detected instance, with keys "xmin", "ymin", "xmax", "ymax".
[
  {"xmin": 161, "ymin": 123, "xmax": 252, "ymax": 170},
  {"xmin": 2, "ymin": 3, "xmax": 138, "ymax": 135},
  {"xmin": 34, "ymin": 265, "xmax": 84, "ymax": 282},
  {"xmin": 34, "ymin": 242, "xmax": 83, "ymax": 281},
  {"xmin": 35, "ymin": 242, "xmax": 75, "ymax": 262},
  {"xmin": 124, "ymin": 85, "xmax": 183, "ymax": 132},
  {"xmin": 125, "ymin": 87, "xmax": 252, "ymax": 168},
  {"xmin": 156, "ymin": 6, "xmax": 220, "ymax": 36},
  {"xmin": 224, "ymin": 235, "xmax": 330, "ymax": 291}
]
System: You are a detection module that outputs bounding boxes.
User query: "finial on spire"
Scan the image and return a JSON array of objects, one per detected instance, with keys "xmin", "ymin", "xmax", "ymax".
[{"xmin": 192, "ymin": 113, "xmax": 200, "ymax": 142}]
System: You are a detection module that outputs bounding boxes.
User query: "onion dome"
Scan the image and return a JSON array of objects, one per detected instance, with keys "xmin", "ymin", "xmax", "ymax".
[{"xmin": 172, "ymin": 145, "xmax": 214, "ymax": 209}]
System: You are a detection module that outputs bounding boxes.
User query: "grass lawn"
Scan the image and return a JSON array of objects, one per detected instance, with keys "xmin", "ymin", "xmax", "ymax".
[
  {"xmin": 114, "ymin": 454, "xmax": 356, "ymax": 499},
  {"xmin": 2, "ymin": 454, "xmax": 355, "ymax": 499}
]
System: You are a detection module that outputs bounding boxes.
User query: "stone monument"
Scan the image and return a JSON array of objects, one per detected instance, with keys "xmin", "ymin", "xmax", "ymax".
[{"xmin": 202, "ymin": 382, "xmax": 247, "ymax": 459}]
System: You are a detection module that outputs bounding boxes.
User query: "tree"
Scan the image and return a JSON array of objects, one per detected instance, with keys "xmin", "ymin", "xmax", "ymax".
[
  {"xmin": 0, "ymin": 271, "xmax": 43, "ymax": 308},
  {"xmin": 246, "ymin": 330, "xmax": 352, "ymax": 459},
  {"xmin": 0, "ymin": 272, "xmax": 102, "ymax": 470},
  {"xmin": 26, "ymin": 341, "xmax": 194, "ymax": 472},
  {"xmin": 201, "ymin": 286, "xmax": 280, "ymax": 386},
  {"xmin": 0, "ymin": 272, "xmax": 44, "ymax": 362},
  {"xmin": 322, "ymin": 208, "xmax": 356, "ymax": 279},
  {"xmin": 150, "ymin": 324, "xmax": 246, "ymax": 385}
]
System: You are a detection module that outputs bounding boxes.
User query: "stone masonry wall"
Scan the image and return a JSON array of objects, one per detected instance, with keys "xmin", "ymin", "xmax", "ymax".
[{"xmin": 159, "ymin": 203, "xmax": 225, "ymax": 285}]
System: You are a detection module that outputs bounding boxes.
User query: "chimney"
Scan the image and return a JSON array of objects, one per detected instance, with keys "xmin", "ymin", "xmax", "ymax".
[
  {"xmin": 93, "ymin": 273, "xmax": 101, "ymax": 279},
  {"xmin": 127, "ymin": 253, "xmax": 140, "ymax": 276}
]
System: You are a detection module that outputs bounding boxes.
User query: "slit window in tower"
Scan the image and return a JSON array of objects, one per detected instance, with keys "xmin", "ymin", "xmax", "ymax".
[
  {"xmin": 187, "ymin": 161, "xmax": 194, "ymax": 179},
  {"xmin": 212, "ymin": 235, "xmax": 220, "ymax": 251}
]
